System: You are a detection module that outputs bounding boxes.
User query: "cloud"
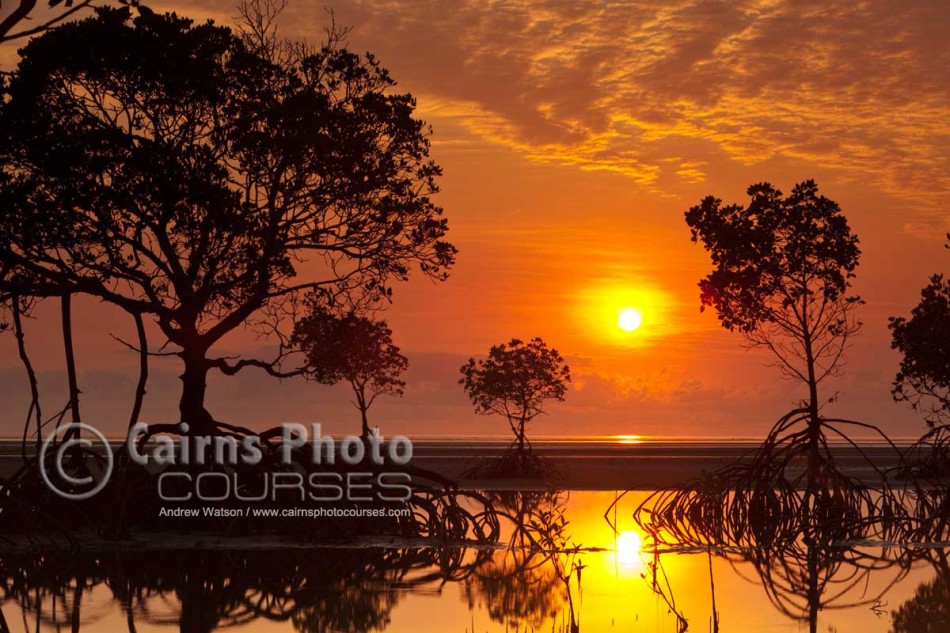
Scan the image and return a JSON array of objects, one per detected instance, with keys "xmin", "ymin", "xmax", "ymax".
[{"xmin": 298, "ymin": 0, "xmax": 950, "ymax": 219}]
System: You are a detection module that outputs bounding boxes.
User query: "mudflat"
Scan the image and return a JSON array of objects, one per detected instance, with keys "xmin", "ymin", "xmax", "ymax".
[{"xmin": 0, "ymin": 438, "xmax": 912, "ymax": 490}]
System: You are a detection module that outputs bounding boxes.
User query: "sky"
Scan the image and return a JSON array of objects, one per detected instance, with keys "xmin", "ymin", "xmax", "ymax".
[{"xmin": 0, "ymin": 0, "xmax": 947, "ymax": 439}]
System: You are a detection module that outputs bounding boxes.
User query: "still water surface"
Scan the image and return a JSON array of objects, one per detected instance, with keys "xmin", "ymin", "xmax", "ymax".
[{"xmin": 0, "ymin": 491, "xmax": 943, "ymax": 631}]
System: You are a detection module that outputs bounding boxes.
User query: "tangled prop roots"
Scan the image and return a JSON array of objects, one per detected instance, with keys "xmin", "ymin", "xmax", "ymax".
[
  {"xmin": 0, "ymin": 422, "xmax": 501, "ymax": 547},
  {"xmin": 460, "ymin": 439, "xmax": 558, "ymax": 481},
  {"xmin": 896, "ymin": 424, "xmax": 950, "ymax": 542},
  {"xmin": 613, "ymin": 410, "xmax": 922, "ymax": 631},
  {"xmin": 628, "ymin": 409, "xmax": 911, "ymax": 551}
]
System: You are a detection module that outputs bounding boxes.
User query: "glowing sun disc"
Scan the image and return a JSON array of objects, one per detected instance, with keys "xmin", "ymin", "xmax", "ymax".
[
  {"xmin": 617, "ymin": 530, "xmax": 642, "ymax": 566},
  {"xmin": 618, "ymin": 308, "xmax": 643, "ymax": 332}
]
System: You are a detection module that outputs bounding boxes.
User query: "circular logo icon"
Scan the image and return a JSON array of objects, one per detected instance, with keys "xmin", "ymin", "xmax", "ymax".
[{"xmin": 39, "ymin": 422, "xmax": 114, "ymax": 500}]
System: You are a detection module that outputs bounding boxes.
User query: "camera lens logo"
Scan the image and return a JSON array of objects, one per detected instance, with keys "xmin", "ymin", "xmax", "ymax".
[{"xmin": 39, "ymin": 423, "xmax": 114, "ymax": 500}]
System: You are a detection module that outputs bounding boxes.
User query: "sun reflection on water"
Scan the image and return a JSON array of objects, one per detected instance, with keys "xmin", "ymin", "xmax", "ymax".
[
  {"xmin": 615, "ymin": 434, "xmax": 642, "ymax": 444},
  {"xmin": 615, "ymin": 530, "xmax": 642, "ymax": 569}
]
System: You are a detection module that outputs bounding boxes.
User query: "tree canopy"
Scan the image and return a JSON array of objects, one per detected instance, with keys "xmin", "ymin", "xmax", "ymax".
[
  {"xmin": 0, "ymin": 5, "xmax": 454, "ymax": 431},
  {"xmin": 890, "ymin": 236, "xmax": 950, "ymax": 427},
  {"xmin": 685, "ymin": 180, "xmax": 861, "ymax": 418},
  {"xmin": 459, "ymin": 338, "xmax": 570, "ymax": 450},
  {"xmin": 292, "ymin": 310, "xmax": 408, "ymax": 437}
]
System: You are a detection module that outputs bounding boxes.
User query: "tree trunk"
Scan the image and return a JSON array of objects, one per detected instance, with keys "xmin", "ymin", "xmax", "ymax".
[
  {"xmin": 71, "ymin": 575, "xmax": 84, "ymax": 633},
  {"xmin": 128, "ymin": 311, "xmax": 148, "ymax": 430},
  {"xmin": 803, "ymin": 330, "xmax": 821, "ymax": 492},
  {"xmin": 353, "ymin": 382, "xmax": 370, "ymax": 438},
  {"xmin": 179, "ymin": 349, "xmax": 215, "ymax": 434},
  {"xmin": 707, "ymin": 546, "xmax": 719, "ymax": 633},
  {"xmin": 801, "ymin": 284, "xmax": 821, "ymax": 493},
  {"xmin": 807, "ymin": 547, "xmax": 819, "ymax": 633},
  {"xmin": 517, "ymin": 415, "xmax": 527, "ymax": 476},
  {"xmin": 11, "ymin": 298, "xmax": 41, "ymax": 452},
  {"xmin": 178, "ymin": 585, "xmax": 216, "ymax": 633},
  {"xmin": 360, "ymin": 405, "xmax": 370, "ymax": 439},
  {"xmin": 62, "ymin": 293, "xmax": 82, "ymax": 439}
]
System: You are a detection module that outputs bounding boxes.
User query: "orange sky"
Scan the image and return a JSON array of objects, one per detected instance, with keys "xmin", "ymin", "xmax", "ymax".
[{"xmin": 0, "ymin": 0, "xmax": 947, "ymax": 438}]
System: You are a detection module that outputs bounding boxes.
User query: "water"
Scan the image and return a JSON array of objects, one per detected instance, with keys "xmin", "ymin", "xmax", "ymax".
[{"xmin": 0, "ymin": 491, "xmax": 943, "ymax": 632}]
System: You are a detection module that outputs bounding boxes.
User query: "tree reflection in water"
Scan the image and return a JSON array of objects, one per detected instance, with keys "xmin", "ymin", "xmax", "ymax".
[
  {"xmin": 0, "ymin": 546, "xmax": 494, "ymax": 633},
  {"xmin": 621, "ymin": 408, "xmax": 926, "ymax": 632},
  {"xmin": 464, "ymin": 490, "xmax": 581, "ymax": 632},
  {"xmin": 629, "ymin": 505, "xmax": 921, "ymax": 632},
  {"xmin": 0, "ymin": 491, "xmax": 587, "ymax": 632},
  {"xmin": 890, "ymin": 550, "xmax": 950, "ymax": 633}
]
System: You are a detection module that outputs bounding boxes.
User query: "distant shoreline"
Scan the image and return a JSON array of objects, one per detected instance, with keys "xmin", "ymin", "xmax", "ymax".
[
  {"xmin": 0, "ymin": 435, "xmax": 924, "ymax": 445},
  {"xmin": 0, "ymin": 439, "xmax": 911, "ymax": 490}
]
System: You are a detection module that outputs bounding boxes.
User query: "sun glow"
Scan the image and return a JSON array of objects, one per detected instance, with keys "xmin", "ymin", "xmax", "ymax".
[
  {"xmin": 618, "ymin": 308, "xmax": 642, "ymax": 332},
  {"xmin": 616, "ymin": 530, "xmax": 642, "ymax": 567},
  {"xmin": 573, "ymin": 281, "xmax": 675, "ymax": 348},
  {"xmin": 615, "ymin": 434, "xmax": 642, "ymax": 444}
]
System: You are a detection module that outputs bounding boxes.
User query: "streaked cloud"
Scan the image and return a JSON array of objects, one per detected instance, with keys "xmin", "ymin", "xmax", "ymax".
[{"xmin": 303, "ymin": 0, "xmax": 949, "ymax": 219}]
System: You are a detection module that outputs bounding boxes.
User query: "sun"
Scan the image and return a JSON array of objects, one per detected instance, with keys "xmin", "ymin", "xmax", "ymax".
[
  {"xmin": 616, "ymin": 530, "xmax": 642, "ymax": 567},
  {"xmin": 618, "ymin": 308, "xmax": 643, "ymax": 332},
  {"xmin": 574, "ymin": 281, "xmax": 672, "ymax": 348}
]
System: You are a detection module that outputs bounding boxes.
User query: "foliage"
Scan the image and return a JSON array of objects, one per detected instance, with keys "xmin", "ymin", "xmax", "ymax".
[
  {"xmin": 292, "ymin": 310, "xmax": 408, "ymax": 436},
  {"xmin": 685, "ymin": 180, "xmax": 861, "ymax": 413},
  {"xmin": 0, "ymin": 5, "xmax": 454, "ymax": 430},
  {"xmin": 466, "ymin": 491, "xmax": 581, "ymax": 631},
  {"xmin": 0, "ymin": 546, "xmax": 494, "ymax": 632},
  {"xmin": 0, "ymin": 0, "xmax": 100, "ymax": 44},
  {"xmin": 465, "ymin": 557, "xmax": 565, "ymax": 629},
  {"xmin": 889, "ymin": 237, "xmax": 950, "ymax": 427},
  {"xmin": 459, "ymin": 338, "xmax": 570, "ymax": 448},
  {"xmin": 890, "ymin": 557, "xmax": 950, "ymax": 633}
]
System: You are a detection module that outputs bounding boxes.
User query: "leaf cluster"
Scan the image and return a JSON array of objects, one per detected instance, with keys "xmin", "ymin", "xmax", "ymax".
[
  {"xmin": 685, "ymin": 180, "xmax": 862, "ymax": 386},
  {"xmin": 890, "ymin": 237, "xmax": 950, "ymax": 426},
  {"xmin": 292, "ymin": 310, "xmax": 407, "ymax": 399},
  {"xmin": 0, "ymin": 5, "xmax": 454, "ymax": 360},
  {"xmin": 459, "ymin": 338, "xmax": 570, "ymax": 423}
]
